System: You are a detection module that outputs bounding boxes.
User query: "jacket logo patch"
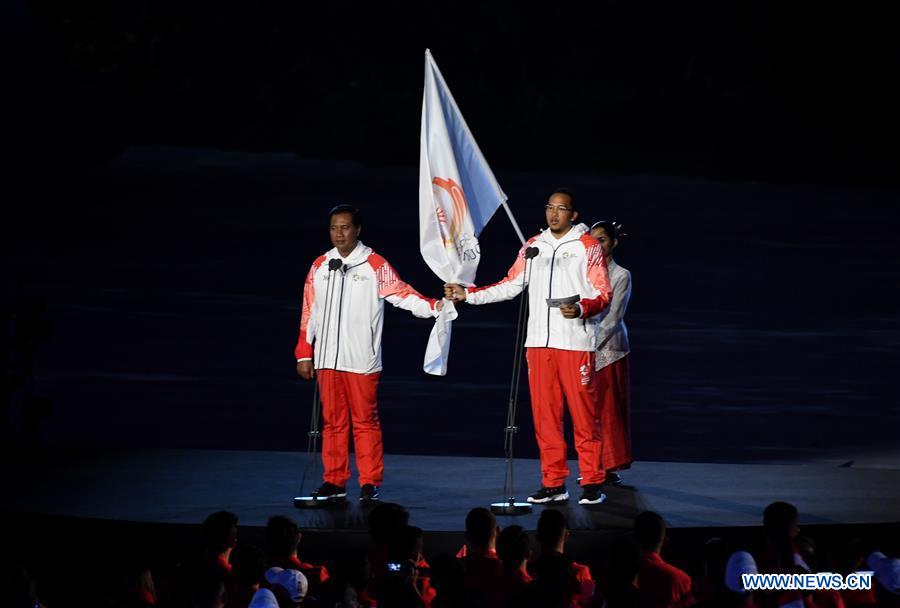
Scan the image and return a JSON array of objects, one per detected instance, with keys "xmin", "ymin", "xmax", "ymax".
[{"xmin": 579, "ymin": 364, "xmax": 591, "ymax": 385}]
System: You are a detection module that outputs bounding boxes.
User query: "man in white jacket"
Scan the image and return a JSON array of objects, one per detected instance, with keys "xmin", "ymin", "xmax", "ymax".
[
  {"xmin": 295, "ymin": 205, "xmax": 440, "ymax": 501},
  {"xmin": 445, "ymin": 189, "xmax": 613, "ymax": 505}
]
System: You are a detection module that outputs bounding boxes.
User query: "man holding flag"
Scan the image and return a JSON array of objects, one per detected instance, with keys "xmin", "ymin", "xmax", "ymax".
[
  {"xmin": 444, "ymin": 189, "xmax": 613, "ymax": 505},
  {"xmin": 419, "ymin": 50, "xmax": 612, "ymax": 505},
  {"xmin": 419, "ymin": 50, "xmax": 612, "ymax": 504}
]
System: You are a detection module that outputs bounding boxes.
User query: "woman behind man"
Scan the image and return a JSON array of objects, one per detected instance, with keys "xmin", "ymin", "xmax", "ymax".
[{"xmin": 589, "ymin": 220, "xmax": 633, "ymax": 484}]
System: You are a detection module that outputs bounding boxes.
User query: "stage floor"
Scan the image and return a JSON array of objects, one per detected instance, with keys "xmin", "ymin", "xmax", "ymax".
[{"xmin": 7, "ymin": 448, "xmax": 900, "ymax": 533}]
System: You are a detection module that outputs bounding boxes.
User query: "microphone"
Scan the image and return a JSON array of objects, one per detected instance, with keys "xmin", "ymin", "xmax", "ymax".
[
  {"xmin": 524, "ymin": 247, "xmax": 539, "ymax": 259},
  {"xmin": 328, "ymin": 258, "xmax": 343, "ymax": 271}
]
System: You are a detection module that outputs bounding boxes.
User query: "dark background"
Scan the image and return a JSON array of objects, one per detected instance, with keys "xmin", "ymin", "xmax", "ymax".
[
  {"xmin": 4, "ymin": 1, "xmax": 899, "ymax": 464},
  {"xmin": 7, "ymin": 1, "xmax": 900, "ymax": 183}
]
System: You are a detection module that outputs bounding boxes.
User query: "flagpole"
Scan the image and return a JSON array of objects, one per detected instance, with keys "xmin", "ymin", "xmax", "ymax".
[{"xmin": 500, "ymin": 200, "xmax": 526, "ymax": 245}]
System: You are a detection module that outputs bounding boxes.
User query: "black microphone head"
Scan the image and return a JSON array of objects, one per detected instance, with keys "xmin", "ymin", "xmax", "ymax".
[
  {"xmin": 328, "ymin": 258, "xmax": 343, "ymax": 271},
  {"xmin": 524, "ymin": 247, "xmax": 539, "ymax": 259}
]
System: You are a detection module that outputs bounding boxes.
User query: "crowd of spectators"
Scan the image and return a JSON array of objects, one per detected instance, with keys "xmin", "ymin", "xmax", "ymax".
[{"xmin": 4, "ymin": 501, "xmax": 898, "ymax": 608}]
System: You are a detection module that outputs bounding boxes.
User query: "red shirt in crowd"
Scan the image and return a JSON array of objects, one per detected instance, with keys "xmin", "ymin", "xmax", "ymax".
[
  {"xmin": 572, "ymin": 559, "xmax": 595, "ymax": 606},
  {"xmin": 638, "ymin": 551, "xmax": 692, "ymax": 608},
  {"xmin": 486, "ymin": 568, "xmax": 533, "ymax": 608},
  {"xmin": 527, "ymin": 551, "xmax": 595, "ymax": 607},
  {"xmin": 214, "ymin": 555, "xmax": 233, "ymax": 575},
  {"xmin": 839, "ymin": 588, "xmax": 876, "ymax": 608},
  {"xmin": 806, "ymin": 590, "xmax": 846, "ymax": 608},
  {"xmin": 462, "ymin": 548, "xmax": 504, "ymax": 596},
  {"xmin": 269, "ymin": 554, "xmax": 330, "ymax": 585}
]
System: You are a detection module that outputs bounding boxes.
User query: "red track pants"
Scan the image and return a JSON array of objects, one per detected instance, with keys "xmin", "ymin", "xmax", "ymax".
[
  {"xmin": 526, "ymin": 347, "xmax": 605, "ymax": 487},
  {"xmin": 597, "ymin": 355, "xmax": 632, "ymax": 471},
  {"xmin": 317, "ymin": 370, "xmax": 384, "ymax": 486}
]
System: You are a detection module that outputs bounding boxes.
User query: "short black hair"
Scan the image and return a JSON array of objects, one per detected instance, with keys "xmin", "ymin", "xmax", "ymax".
[
  {"xmin": 497, "ymin": 525, "xmax": 531, "ymax": 566},
  {"xmin": 329, "ymin": 204, "xmax": 362, "ymax": 228},
  {"xmin": 536, "ymin": 509, "xmax": 567, "ymax": 546},
  {"xmin": 388, "ymin": 524, "xmax": 424, "ymax": 562},
  {"xmin": 368, "ymin": 502, "xmax": 410, "ymax": 545},
  {"xmin": 763, "ymin": 501, "xmax": 799, "ymax": 538},
  {"xmin": 634, "ymin": 511, "xmax": 666, "ymax": 551},
  {"xmin": 464, "ymin": 507, "xmax": 497, "ymax": 548},
  {"xmin": 549, "ymin": 187, "xmax": 577, "ymax": 211},
  {"xmin": 266, "ymin": 515, "xmax": 300, "ymax": 557},
  {"xmin": 203, "ymin": 510, "xmax": 239, "ymax": 552},
  {"xmin": 232, "ymin": 544, "xmax": 269, "ymax": 586}
]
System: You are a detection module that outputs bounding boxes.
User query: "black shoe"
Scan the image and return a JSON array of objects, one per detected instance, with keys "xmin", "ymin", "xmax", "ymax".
[
  {"xmin": 527, "ymin": 485, "xmax": 569, "ymax": 504},
  {"xmin": 313, "ymin": 482, "xmax": 347, "ymax": 499},
  {"xmin": 606, "ymin": 470, "xmax": 623, "ymax": 485},
  {"xmin": 578, "ymin": 484, "xmax": 606, "ymax": 505},
  {"xmin": 360, "ymin": 484, "xmax": 380, "ymax": 501}
]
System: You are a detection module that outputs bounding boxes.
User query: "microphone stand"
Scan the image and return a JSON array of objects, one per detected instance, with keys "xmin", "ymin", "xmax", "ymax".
[
  {"xmin": 491, "ymin": 246, "xmax": 538, "ymax": 515},
  {"xmin": 294, "ymin": 258, "xmax": 344, "ymax": 508}
]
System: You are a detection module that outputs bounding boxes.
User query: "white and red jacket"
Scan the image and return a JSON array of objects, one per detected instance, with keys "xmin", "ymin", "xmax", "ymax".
[
  {"xmin": 465, "ymin": 223, "xmax": 612, "ymax": 352},
  {"xmin": 295, "ymin": 241, "xmax": 439, "ymax": 374}
]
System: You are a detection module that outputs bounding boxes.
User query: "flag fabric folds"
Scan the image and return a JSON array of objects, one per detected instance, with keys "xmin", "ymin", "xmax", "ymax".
[{"xmin": 419, "ymin": 49, "xmax": 510, "ymax": 376}]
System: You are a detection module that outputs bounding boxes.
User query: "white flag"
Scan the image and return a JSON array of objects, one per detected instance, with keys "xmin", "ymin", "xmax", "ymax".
[{"xmin": 419, "ymin": 49, "xmax": 520, "ymax": 376}]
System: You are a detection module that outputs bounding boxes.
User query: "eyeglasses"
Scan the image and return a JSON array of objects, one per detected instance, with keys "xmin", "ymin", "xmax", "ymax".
[{"xmin": 545, "ymin": 204, "xmax": 573, "ymax": 213}]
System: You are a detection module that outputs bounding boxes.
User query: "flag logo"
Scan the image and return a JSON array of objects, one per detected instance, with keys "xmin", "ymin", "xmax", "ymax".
[{"xmin": 432, "ymin": 176, "xmax": 470, "ymax": 249}]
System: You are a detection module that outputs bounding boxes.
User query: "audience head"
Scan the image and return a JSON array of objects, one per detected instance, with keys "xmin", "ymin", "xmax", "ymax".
[
  {"xmin": 233, "ymin": 545, "xmax": 268, "ymax": 589},
  {"xmin": 702, "ymin": 537, "xmax": 730, "ymax": 574},
  {"xmin": 465, "ymin": 507, "xmax": 499, "ymax": 550},
  {"xmin": 763, "ymin": 501, "xmax": 799, "ymax": 541},
  {"xmin": 868, "ymin": 552, "xmax": 900, "ymax": 599},
  {"xmin": 763, "ymin": 501, "xmax": 800, "ymax": 570},
  {"xmin": 536, "ymin": 509, "xmax": 569, "ymax": 551},
  {"xmin": 203, "ymin": 511, "xmax": 238, "ymax": 556},
  {"xmin": 497, "ymin": 525, "xmax": 531, "ymax": 568},
  {"xmin": 388, "ymin": 524, "xmax": 424, "ymax": 563},
  {"xmin": 265, "ymin": 567, "xmax": 308, "ymax": 607},
  {"xmin": 725, "ymin": 551, "xmax": 758, "ymax": 594},
  {"xmin": 266, "ymin": 516, "xmax": 301, "ymax": 558},
  {"xmin": 248, "ymin": 588, "xmax": 278, "ymax": 608},
  {"xmin": 634, "ymin": 510, "xmax": 666, "ymax": 553},
  {"xmin": 368, "ymin": 502, "xmax": 410, "ymax": 545}
]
